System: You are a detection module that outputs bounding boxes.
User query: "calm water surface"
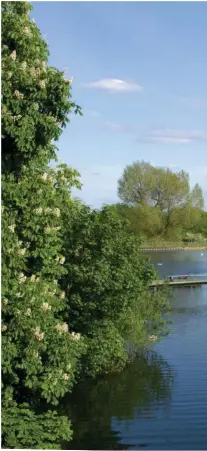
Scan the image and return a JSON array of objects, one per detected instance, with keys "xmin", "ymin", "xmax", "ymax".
[{"xmin": 63, "ymin": 251, "xmax": 207, "ymax": 450}]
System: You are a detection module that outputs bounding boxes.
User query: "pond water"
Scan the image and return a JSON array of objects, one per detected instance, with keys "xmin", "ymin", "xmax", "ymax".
[{"xmin": 63, "ymin": 251, "xmax": 207, "ymax": 450}]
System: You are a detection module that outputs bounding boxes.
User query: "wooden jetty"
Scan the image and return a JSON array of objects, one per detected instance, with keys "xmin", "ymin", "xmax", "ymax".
[
  {"xmin": 141, "ymin": 247, "xmax": 207, "ymax": 252},
  {"xmin": 150, "ymin": 278, "xmax": 207, "ymax": 288}
]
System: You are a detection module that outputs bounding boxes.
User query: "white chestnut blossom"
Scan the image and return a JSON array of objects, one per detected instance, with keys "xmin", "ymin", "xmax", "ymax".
[
  {"xmin": 30, "ymin": 67, "xmax": 36, "ymax": 77},
  {"xmin": 8, "ymin": 224, "xmax": 15, "ymax": 233},
  {"xmin": 41, "ymin": 172, "xmax": 48, "ymax": 181},
  {"xmin": 21, "ymin": 61, "xmax": 27, "ymax": 70},
  {"xmin": 10, "ymin": 50, "xmax": 16, "ymax": 60},
  {"xmin": 30, "ymin": 275, "xmax": 36, "ymax": 282},
  {"xmin": 42, "ymin": 302, "xmax": 51, "ymax": 311},
  {"xmin": 66, "ymin": 363, "xmax": 71, "ymax": 371},
  {"xmin": 59, "ymin": 257, "xmax": 65, "ymax": 265},
  {"xmin": 60, "ymin": 291, "xmax": 65, "ymax": 299},
  {"xmin": 45, "ymin": 226, "xmax": 60, "ymax": 233},
  {"xmin": 63, "ymin": 374, "xmax": 69, "ymax": 381},
  {"xmin": 70, "ymin": 332, "xmax": 81, "ymax": 341},
  {"xmin": 39, "ymin": 80, "xmax": 46, "ymax": 89},
  {"xmin": 13, "ymin": 115, "xmax": 22, "ymax": 121},
  {"xmin": 19, "ymin": 273, "xmax": 26, "ymax": 283},
  {"xmin": 41, "ymin": 61, "xmax": 46, "ymax": 73},
  {"xmin": 2, "ymin": 325, "xmax": 7, "ymax": 332},
  {"xmin": 25, "ymin": 308, "xmax": 31, "ymax": 317},
  {"xmin": 35, "ymin": 207, "xmax": 43, "ymax": 214},
  {"xmin": 33, "ymin": 326, "xmax": 44, "ymax": 341},
  {"xmin": 14, "ymin": 90, "xmax": 24, "ymax": 99},
  {"xmin": 17, "ymin": 248, "xmax": 26, "ymax": 256},
  {"xmin": 149, "ymin": 335, "xmax": 158, "ymax": 342},
  {"xmin": 7, "ymin": 72, "xmax": 12, "ymax": 79},
  {"xmin": 55, "ymin": 322, "xmax": 68, "ymax": 334},
  {"xmin": 54, "ymin": 208, "xmax": 60, "ymax": 217}
]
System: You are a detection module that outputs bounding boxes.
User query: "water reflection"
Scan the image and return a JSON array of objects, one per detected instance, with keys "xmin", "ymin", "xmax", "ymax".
[{"xmin": 62, "ymin": 351, "xmax": 175, "ymax": 450}]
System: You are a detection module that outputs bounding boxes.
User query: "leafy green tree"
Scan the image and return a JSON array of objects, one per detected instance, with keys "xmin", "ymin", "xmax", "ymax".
[
  {"xmin": 2, "ymin": 2, "xmax": 83, "ymax": 448},
  {"xmin": 117, "ymin": 161, "xmax": 154, "ymax": 205},
  {"xmin": 117, "ymin": 161, "xmax": 204, "ymax": 239},
  {"xmin": 189, "ymin": 211, "xmax": 207, "ymax": 238},
  {"xmin": 2, "ymin": 405, "xmax": 73, "ymax": 450},
  {"xmin": 59, "ymin": 204, "xmax": 171, "ymax": 376}
]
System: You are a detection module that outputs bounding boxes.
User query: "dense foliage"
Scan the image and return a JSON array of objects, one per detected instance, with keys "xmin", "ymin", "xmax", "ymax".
[
  {"xmin": 117, "ymin": 161, "xmax": 205, "ymax": 242},
  {"xmin": 60, "ymin": 204, "xmax": 171, "ymax": 377},
  {"xmin": 2, "ymin": 2, "xmax": 83, "ymax": 448},
  {"xmin": 1, "ymin": 2, "xmax": 171, "ymax": 448}
]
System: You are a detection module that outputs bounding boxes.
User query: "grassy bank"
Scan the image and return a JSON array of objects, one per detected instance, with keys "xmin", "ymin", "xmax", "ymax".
[{"xmin": 140, "ymin": 239, "xmax": 207, "ymax": 251}]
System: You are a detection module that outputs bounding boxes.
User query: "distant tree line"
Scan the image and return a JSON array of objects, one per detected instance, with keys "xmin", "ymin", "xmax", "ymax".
[{"xmin": 112, "ymin": 161, "xmax": 205, "ymax": 243}]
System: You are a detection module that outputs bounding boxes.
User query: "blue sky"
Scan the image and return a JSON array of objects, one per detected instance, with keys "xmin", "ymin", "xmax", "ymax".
[{"xmin": 32, "ymin": 1, "xmax": 207, "ymax": 208}]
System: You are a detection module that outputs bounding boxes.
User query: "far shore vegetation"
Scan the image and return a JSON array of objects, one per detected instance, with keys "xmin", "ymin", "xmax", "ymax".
[{"xmin": 108, "ymin": 161, "xmax": 207, "ymax": 250}]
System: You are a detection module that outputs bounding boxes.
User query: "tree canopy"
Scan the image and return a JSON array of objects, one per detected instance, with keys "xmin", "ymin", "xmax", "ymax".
[
  {"xmin": 117, "ymin": 161, "xmax": 204, "ymax": 239},
  {"xmin": 2, "ymin": 2, "xmax": 83, "ymax": 447}
]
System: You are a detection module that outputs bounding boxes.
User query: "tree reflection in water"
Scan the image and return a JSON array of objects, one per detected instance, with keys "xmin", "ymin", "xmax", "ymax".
[{"xmin": 61, "ymin": 350, "xmax": 175, "ymax": 450}]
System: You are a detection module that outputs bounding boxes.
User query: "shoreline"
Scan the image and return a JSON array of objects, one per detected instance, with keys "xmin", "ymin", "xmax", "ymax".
[{"xmin": 140, "ymin": 246, "xmax": 207, "ymax": 252}]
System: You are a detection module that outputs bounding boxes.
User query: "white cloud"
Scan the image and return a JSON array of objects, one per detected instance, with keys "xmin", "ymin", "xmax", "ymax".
[
  {"xmin": 82, "ymin": 78, "xmax": 143, "ymax": 92},
  {"xmin": 147, "ymin": 136, "xmax": 191, "ymax": 144},
  {"xmin": 104, "ymin": 121, "xmax": 132, "ymax": 133},
  {"xmin": 105, "ymin": 121, "xmax": 123, "ymax": 131},
  {"xmin": 138, "ymin": 129, "xmax": 207, "ymax": 144},
  {"xmin": 101, "ymin": 122, "xmax": 207, "ymax": 144}
]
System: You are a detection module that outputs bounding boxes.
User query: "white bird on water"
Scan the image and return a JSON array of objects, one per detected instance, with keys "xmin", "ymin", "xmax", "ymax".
[{"xmin": 157, "ymin": 263, "xmax": 163, "ymax": 266}]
